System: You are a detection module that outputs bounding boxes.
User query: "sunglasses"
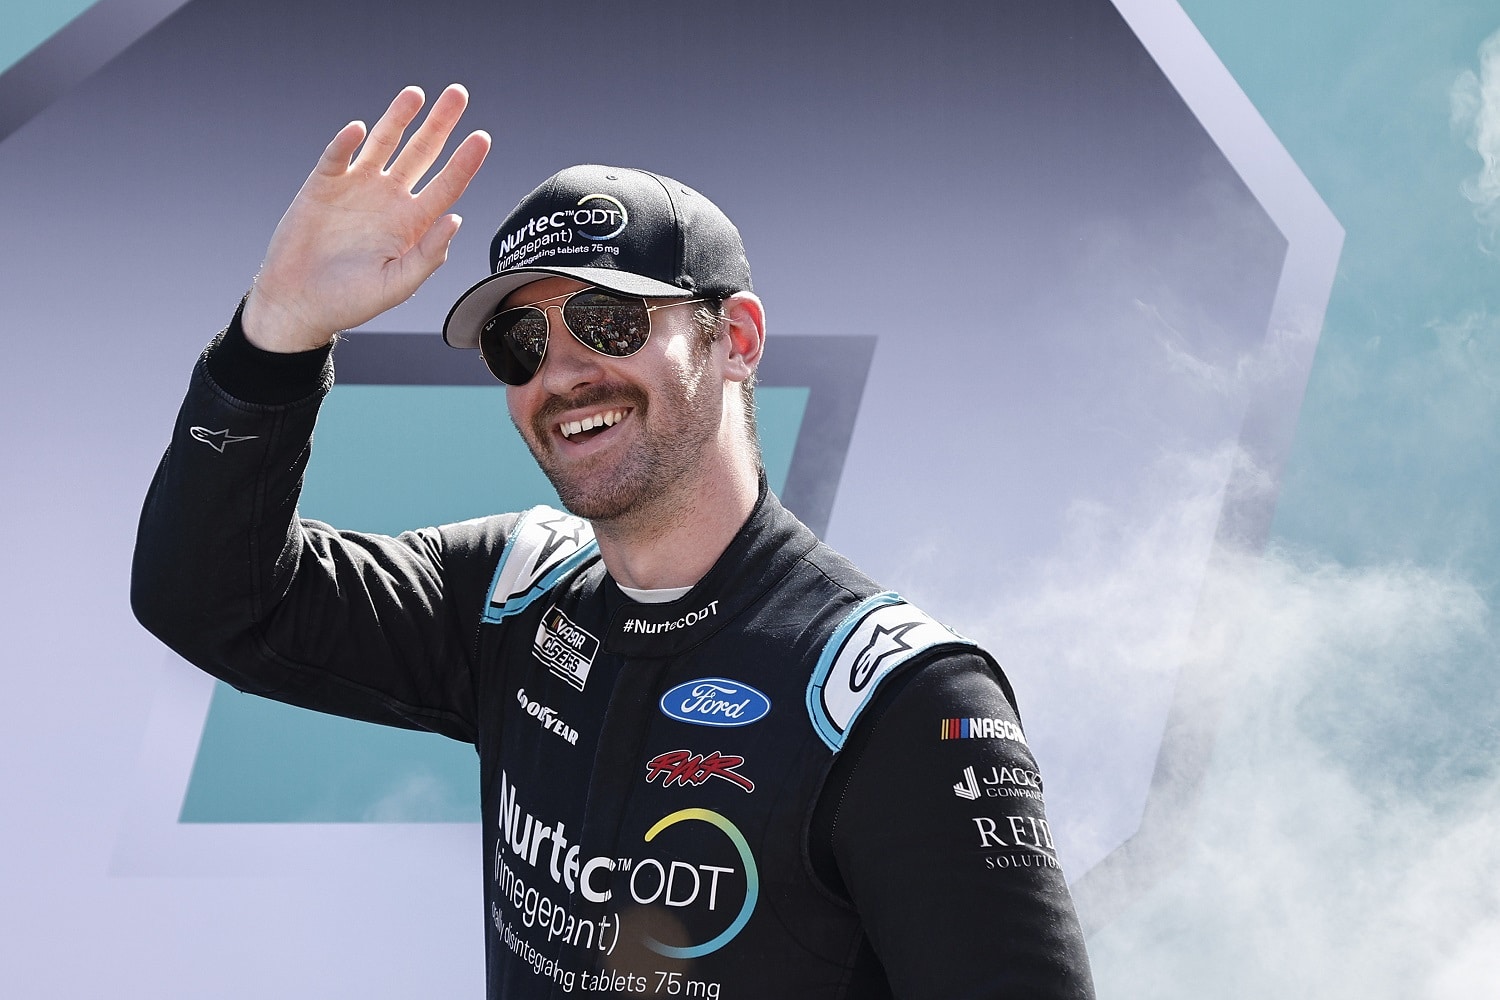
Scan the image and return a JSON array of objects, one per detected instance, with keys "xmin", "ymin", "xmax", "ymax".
[{"xmin": 479, "ymin": 287, "xmax": 709, "ymax": 386}]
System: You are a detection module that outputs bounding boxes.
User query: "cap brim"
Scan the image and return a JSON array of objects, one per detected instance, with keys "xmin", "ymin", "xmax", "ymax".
[{"xmin": 442, "ymin": 267, "xmax": 691, "ymax": 349}]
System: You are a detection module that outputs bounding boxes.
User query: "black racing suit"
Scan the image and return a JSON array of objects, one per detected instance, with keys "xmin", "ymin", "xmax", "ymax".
[{"xmin": 131, "ymin": 312, "xmax": 1095, "ymax": 1000}]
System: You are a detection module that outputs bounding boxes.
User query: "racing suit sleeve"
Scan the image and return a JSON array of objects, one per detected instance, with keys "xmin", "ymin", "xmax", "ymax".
[
  {"xmin": 815, "ymin": 653, "xmax": 1096, "ymax": 1000},
  {"xmin": 130, "ymin": 309, "xmax": 505, "ymax": 742}
]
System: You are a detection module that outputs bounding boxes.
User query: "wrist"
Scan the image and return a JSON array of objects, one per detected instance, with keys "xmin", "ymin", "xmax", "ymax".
[
  {"xmin": 206, "ymin": 296, "xmax": 333, "ymax": 405},
  {"xmin": 242, "ymin": 284, "xmax": 335, "ymax": 353}
]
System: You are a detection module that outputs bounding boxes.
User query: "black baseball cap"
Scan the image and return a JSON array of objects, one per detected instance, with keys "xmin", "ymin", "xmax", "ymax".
[{"xmin": 443, "ymin": 164, "xmax": 753, "ymax": 349}]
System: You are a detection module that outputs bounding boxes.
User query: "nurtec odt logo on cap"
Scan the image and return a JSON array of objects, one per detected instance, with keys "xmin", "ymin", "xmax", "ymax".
[
  {"xmin": 494, "ymin": 193, "xmax": 629, "ymax": 270},
  {"xmin": 573, "ymin": 194, "xmax": 628, "ymax": 240}
]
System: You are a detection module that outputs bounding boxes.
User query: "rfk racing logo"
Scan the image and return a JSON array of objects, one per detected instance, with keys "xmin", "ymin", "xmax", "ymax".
[
  {"xmin": 645, "ymin": 750, "xmax": 755, "ymax": 793},
  {"xmin": 533, "ymin": 605, "xmax": 599, "ymax": 691}
]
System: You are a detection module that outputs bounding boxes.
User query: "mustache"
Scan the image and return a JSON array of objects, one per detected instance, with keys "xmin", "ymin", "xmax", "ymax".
[{"xmin": 533, "ymin": 383, "xmax": 648, "ymax": 430}]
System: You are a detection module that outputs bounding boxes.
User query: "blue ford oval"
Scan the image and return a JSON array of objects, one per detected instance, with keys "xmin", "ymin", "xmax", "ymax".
[{"xmin": 659, "ymin": 677, "xmax": 772, "ymax": 728}]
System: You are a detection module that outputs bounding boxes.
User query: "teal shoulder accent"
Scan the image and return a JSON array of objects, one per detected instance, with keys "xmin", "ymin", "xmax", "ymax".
[
  {"xmin": 805, "ymin": 591, "xmax": 977, "ymax": 751},
  {"xmin": 481, "ymin": 506, "xmax": 598, "ymax": 624}
]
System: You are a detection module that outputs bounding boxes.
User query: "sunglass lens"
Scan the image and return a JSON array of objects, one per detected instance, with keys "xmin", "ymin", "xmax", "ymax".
[
  {"xmin": 481, "ymin": 308, "xmax": 548, "ymax": 385},
  {"xmin": 562, "ymin": 291, "xmax": 650, "ymax": 357}
]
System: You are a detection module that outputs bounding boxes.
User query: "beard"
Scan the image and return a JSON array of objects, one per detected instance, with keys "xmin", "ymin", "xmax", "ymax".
[{"xmin": 517, "ymin": 365, "xmax": 720, "ymax": 524}]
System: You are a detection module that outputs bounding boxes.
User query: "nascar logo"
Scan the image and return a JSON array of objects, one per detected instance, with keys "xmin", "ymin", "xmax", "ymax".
[{"xmin": 939, "ymin": 717, "xmax": 1027, "ymax": 744}]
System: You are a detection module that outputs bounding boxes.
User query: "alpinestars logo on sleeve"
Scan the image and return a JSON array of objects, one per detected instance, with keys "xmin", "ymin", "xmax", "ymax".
[
  {"xmin": 806, "ymin": 592, "xmax": 977, "ymax": 751},
  {"xmin": 534, "ymin": 512, "xmax": 587, "ymax": 567},
  {"xmin": 483, "ymin": 507, "xmax": 599, "ymax": 625},
  {"xmin": 849, "ymin": 621, "xmax": 920, "ymax": 692},
  {"xmin": 189, "ymin": 426, "xmax": 257, "ymax": 452}
]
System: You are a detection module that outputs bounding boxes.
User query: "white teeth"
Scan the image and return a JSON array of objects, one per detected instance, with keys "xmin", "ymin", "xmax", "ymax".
[{"xmin": 559, "ymin": 409, "xmax": 625, "ymax": 439}]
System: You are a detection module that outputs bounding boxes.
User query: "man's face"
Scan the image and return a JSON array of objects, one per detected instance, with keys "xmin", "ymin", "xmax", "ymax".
[{"xmin": 503, "ymin": 276, "xmax": 723, "ymax": 522}]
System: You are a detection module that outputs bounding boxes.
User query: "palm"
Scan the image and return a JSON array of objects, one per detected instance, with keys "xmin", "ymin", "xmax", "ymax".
[{"xmin": 246, "ymin": 85, "xmax": 491, "ymax": 352}]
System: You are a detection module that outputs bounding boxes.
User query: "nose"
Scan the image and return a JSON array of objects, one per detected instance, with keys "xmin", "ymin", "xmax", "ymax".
[{"xmin": 535, "ymin": 305, "xmax": 605, "ymax": 395}]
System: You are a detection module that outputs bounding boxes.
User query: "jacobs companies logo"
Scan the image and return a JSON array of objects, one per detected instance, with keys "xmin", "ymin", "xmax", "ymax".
[{"xmin": 953, "ymin": 764, "xmax": 1044, "ymax": 801}]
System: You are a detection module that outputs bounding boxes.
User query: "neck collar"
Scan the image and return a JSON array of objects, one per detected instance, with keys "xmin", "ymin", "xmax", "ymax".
[{"xmin": 603, "ymin": 478, "xmax": 818, "ymax": 657}]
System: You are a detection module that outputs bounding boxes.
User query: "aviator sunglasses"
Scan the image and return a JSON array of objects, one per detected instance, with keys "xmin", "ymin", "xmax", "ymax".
[{"xmin": 479, "ymin": 287, "xmax": 709, "ymax": 386}]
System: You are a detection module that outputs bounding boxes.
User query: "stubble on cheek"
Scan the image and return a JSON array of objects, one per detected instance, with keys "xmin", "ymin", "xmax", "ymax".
[
  {"xmin": 511, "ymin": 383, "xmax": 657, "ymax": 521},
  {"xmin": 510, "ymin": 345, "xmax": 721, "ymax": 522}
]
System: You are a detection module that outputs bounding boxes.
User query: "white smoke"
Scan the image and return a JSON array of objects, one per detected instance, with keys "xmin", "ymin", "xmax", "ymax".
[
  {"xmin": 1083, "ymin": 538, "xmax": 1500, "ymax": 998},
  {"xmin": 902, "ymin": 290, "xmax": 1500, "ymax": 993},
  {"xmin": 952, "ymin": 349, "xmax": 1500, "ymax": 998},
  {"xmin": 1134, "ymin": 297, "xmax": 1320, "ymax": 401},
  {"xmin": 938, "ymin": 424, "xmax": 1500, "ymax": 995},
  {"xmin": 968, "ymin": 444, "xmax": 1245, "ymax": 869},
  {"xmin": 884, "ymin": 66, "xmax": 1500, "ymax": 983},
  {"xmin": 361, "ymin": 769, "xmax": 466, "ymax": 823},
  {"xmin": 1452, "ymin": 28, "xmax": 1500, "ymax": 247}
]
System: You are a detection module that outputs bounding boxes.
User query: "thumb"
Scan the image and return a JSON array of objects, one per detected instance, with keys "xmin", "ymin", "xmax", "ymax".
[
  {"xmin": 405, "ymin": 212, "xmax": 462, "ymax": 284},
  {"xmin": 390, "ymin": 214, "xmax": 464, "ymax": 300}
]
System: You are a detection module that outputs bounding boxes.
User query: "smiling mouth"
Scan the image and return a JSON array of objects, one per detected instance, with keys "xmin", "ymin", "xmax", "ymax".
[{"xmin": 558, "ymin": 407, "xmax": 629, "ymax": 440}]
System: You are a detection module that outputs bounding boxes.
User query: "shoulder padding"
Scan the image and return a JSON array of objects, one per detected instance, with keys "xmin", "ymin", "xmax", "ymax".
[
  {"xmin": 482, "ymin": 506, "xmax": 598, "ymax": 624},
  {"xmin": 806, "ymin": 591, "xmax": 977, "ymax": 751}
]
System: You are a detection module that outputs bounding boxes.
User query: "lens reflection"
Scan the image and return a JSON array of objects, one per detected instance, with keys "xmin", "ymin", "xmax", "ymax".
[{"xmin": 564, "ymin": 292, "xmax": 650, "ymax": 356}]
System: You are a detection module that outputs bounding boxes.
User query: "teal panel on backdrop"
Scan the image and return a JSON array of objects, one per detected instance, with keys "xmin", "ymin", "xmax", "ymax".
[
  {"xmin": 1176, "ymin": 0, "xmax": 1500, "ymax": 574},
  {"xmin": 1084, "ymin": 3, "xmax": 1500, "ymax": 996},
  {"xmin": 180, "ymin": 384, "xmax": 809, "ymax": 822},
  {"xmin": 0, "ymin": 1, "xmax": 97, "ymax": 75}
]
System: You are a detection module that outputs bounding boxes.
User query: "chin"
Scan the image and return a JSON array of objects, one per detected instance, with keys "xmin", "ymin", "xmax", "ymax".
[
  {"xmin": 542, "ymin": 461, "xmax": 651, "ymax": 523},
  {"xmin": 553, "ymin": 487, "xmax": 635, "ymax": 523}
]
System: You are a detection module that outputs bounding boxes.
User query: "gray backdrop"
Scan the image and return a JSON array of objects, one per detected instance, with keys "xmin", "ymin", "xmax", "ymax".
[{"xmin": 0, "ymin": 0, "xmax": 1335, "ymax": 995}]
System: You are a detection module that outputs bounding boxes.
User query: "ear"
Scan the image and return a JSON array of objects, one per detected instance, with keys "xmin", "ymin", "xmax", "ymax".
[{"xmin": 720, "ymin": 291, "xmax": 766, "ymax": 383}]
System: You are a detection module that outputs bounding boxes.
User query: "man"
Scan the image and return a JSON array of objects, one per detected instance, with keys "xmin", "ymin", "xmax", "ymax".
[{"xmin": 133, "ymin": 85, "xmax": 1095, "ymax": 999}]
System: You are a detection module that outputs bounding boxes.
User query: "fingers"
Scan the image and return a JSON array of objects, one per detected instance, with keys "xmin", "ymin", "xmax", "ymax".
[
  {"xmin": 355, "ymin": 85, "xmax": 426, "ymax": 173},
  {"xmin": 314, "ymin": 120, "xmax": 368, "ymax": 177},
  {"xmin": 415, "ymin": 128, "xmax": 491, "ymax": 217},
  {"xmin": 387, "ymin": 83, "xmax": 472, "ymax": 187}
]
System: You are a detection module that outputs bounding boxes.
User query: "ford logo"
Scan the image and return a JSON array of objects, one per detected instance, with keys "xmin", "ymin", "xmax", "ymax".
[{"xmin": 659, "ymin": 677, "xmax": 771, "ymax": 728}]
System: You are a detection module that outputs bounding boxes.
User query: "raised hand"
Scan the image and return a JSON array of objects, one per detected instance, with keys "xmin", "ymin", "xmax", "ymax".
[{"xmin": 242, "ymin": 85, "xmax": 491, "ymax": 352}]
